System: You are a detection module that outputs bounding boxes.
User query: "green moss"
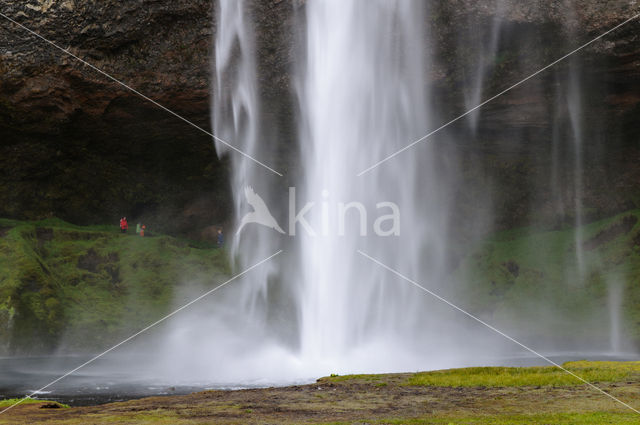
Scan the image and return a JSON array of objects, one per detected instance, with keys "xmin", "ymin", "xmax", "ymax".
[
  {"xmin": 362, "ymin": 412, "xmax": 640, "ymax": 425},
  {"xmin": 405, "ymin": 361, "xmax": 640, "ymax": 387},
  {"xmin": 323, "ymin": 373, "xmax": 385, "ymax": 382},
  {"xmin": 452, "ymin": 210, "xmax": 640, "ymax": 347},
  {"xmin": 0, "ymin": 398, "xmax": 69, "ymax": 408},
  {"xmin": 0, "ymin": 218, "xmax": 231, "ymax": 353}
]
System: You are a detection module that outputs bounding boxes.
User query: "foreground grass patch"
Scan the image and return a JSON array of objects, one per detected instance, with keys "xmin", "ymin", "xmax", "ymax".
[
  {"xmin": 405, "ymin": 361, "xmax": 640, "ymax": 387},
  {"xmin": 373, "ymin": 412, "xmax": 640, "ymax": 425},
  {"xmin": 323, "ymin": 373, "xmax": 385, "ymax": 382},
  {"xmin": 3, "ymin": 362, "xmax": 640, "ymax": 425},
  {"xmin": 0, "ymin": 398, "xmax": 69, "ymax": 408}
]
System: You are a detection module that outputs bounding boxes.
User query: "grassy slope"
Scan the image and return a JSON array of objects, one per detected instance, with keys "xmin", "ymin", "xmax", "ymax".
[
  {"xmin": 0, "ymin": 398, "xmax": 68, "ymax": 409},
  {"xmin": 2, "ymin": 361, "xmax": 640, "ymax": 424},
  {"xmin": 405, "ymin": 360, "xmax": 640, "ymax": 386},
  {"xmin": 328, "ymin": 360, "xmax": 640, "ymax": 387},
  {"xmin": 3, "ymin": 209, "xmax": 640, "ymax": 352},
  {"xmin": 0, "ymin": 218, "xmax": 230, "ymax": 353},
  {"xmin": 451, "ymin": 209, "xmax": 640, "ymax": 348},
  {"xmin": 2, "ymin": 213, "xmax": 640, "ymax": 422}
]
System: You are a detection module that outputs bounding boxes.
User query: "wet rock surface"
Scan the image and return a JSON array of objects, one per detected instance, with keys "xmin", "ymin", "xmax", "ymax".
[{"xmin": 0, "ymin": 1, "xmax": 639, "ymax": 234}]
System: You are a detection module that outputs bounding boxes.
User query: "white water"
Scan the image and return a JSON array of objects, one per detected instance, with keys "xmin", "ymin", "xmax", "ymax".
[
  {"xmin": 154, "ymin": 0, "xmax": 503, "ymax": 383},
  {"xmin": 567, "ymin": 56, "xmax": 586, "ymax": 279},
  {"xmin": 148, "ymin": 0, "xmax": 632, "ymax": 384},
  {"xmin": 290, "ymin": 0, "xmax": 522, "ymax": 374},
  {"xmin": 607, "ymin": 278, "xmax": 624, "ymax": 353},
  {"xmin": 151, "ymin": 0, "xmax": 295, "ymax": 384},
  {"xmin": 462, "ymin": 0, "xmax": 504, "ymax": 133},
  {"xmin": 294, "ymin": 0, "xmax": 461, "ymax": 372}
]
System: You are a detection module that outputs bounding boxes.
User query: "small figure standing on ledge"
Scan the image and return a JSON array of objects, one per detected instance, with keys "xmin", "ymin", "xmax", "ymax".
[
  {"xmin": 120, "ymin": 217, "xmax": 128, "ymax": 234},
  {"xmin": 217, "ymin": 228, "xmax": 224, "ymax": 248}
]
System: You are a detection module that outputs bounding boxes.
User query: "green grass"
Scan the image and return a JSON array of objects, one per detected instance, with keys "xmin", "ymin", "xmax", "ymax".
[
  {"xmin": 405, "ymin": 361, "xmax": 640, "ymax": 387},
  {"xmin": 452, "ymin": 209, "xmax": 640, "ymax": 347},
  {"xmin": 3, "ymin": 208, "xmax": 640, "ymax": 354},
  {"xmin": 3, "ymin": 361, "xmax": 640, "ymax": 424},
  {"xmin": 362, "ymin": 412, "xmax": 640, "ymax": 425},
  {"xmin": 324, "ymin": 373, "xmax": 385, "ymax": 382},
  {"xmin": 0, "ymin": 398, "xmax": 69, "ymax": 408},
  {"xmin": 0, "ymin": 217, "xmax": 230, "ymax": 353},
  {"xmin": 322, "ymin": 361, "xmax": 640, "ymax": 388}
]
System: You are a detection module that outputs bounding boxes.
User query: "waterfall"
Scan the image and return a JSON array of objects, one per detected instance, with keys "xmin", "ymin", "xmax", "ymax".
[
  {"xmin": 549, "ymin": 54, "xmax": 585, "ymax": 282},
  {"xmin": 152, "ymin": 0, "xmax": 299, "ymax": 384},
  {"xmin": 607, "ymin": 278, "xmax": 624, "ymax": 353},
  {"xmin": 177, "ymin": 0, "xmax": 489, "ymax": 380},
  {"xmin": 461, "ymin": 0, "xmax": 504, "ymax": 133},
  {"xmin": 567, "ymin": 56, "xmax": 585, "ymax": 277},
  {"xmin": 295, "ymin": 0, "xmax": 456, "ymax": 372},
  {"xmin": 151, "ymin": 0, "xmax": 632, "ymax": 385},
  {"xmin": 212, "ymin": 0, "xmax": 283, "ymax": 325}
]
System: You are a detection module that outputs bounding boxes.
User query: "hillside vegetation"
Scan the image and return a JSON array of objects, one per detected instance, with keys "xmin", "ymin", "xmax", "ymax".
[
  {"xmin": 452, "ymin": 209, "xmax": 640, "ymax": 350},
  {"xmin": 0, "ymin": 218, "xmax": 230, "ymax": 354},
  {"xmin": 1, "ymin": 209, "xmax": 640, "ymax": 354}
]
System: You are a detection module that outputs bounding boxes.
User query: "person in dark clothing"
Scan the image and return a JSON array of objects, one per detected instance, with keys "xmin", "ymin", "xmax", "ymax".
[{"xmin": 217, "ymin": 228, "xmax": 224, "ymax": 248}]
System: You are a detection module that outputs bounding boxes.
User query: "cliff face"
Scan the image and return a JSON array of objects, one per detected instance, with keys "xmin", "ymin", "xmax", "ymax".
[
  {"xmin": 0, "ymin": 0, "xmax": 639, "ymax": 234},
  {"xmin": 0, "ymin": 0, "xmax": 222, "ymax": 236},
  {"xmin": 429, "ymin": 1, "xmax": 640, "ymax": 230}
]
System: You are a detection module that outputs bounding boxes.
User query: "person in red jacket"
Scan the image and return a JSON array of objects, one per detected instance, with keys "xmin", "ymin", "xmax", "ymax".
[{"xmin": 120, "ymin": 217, "xmax": 128, "ymax": 234}]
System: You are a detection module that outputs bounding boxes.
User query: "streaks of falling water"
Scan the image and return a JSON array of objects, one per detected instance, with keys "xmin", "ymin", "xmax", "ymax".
[
  {"xmin": 154, "ymin": 0, "xmax": 632, "ymax": 385},
  {"xmin": 294, "ymin": 0, "xmax": 466, "ymax": 373}
]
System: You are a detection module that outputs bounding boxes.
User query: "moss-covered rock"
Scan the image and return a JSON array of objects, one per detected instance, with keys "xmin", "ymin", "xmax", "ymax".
[
  {"xmin": 0, "ymin": 217, "xmax": 230, "ymax": 355},
  {"xmin": 453, "ymin": 210, "xmax": 640, "ymax": 350}
]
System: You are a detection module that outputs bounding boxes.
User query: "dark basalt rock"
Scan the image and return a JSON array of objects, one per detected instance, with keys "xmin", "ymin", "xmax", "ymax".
[
  {"xmin": 0, "ymin": 0, "xmax": 228, "ymax": 236},
  {"xmin": 39, "ymin": 402, "xmax": 63, "ymax": 409},
  {"xmin": 0, "ymin": 0, "xmax": 638, "ymax": 235}
]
